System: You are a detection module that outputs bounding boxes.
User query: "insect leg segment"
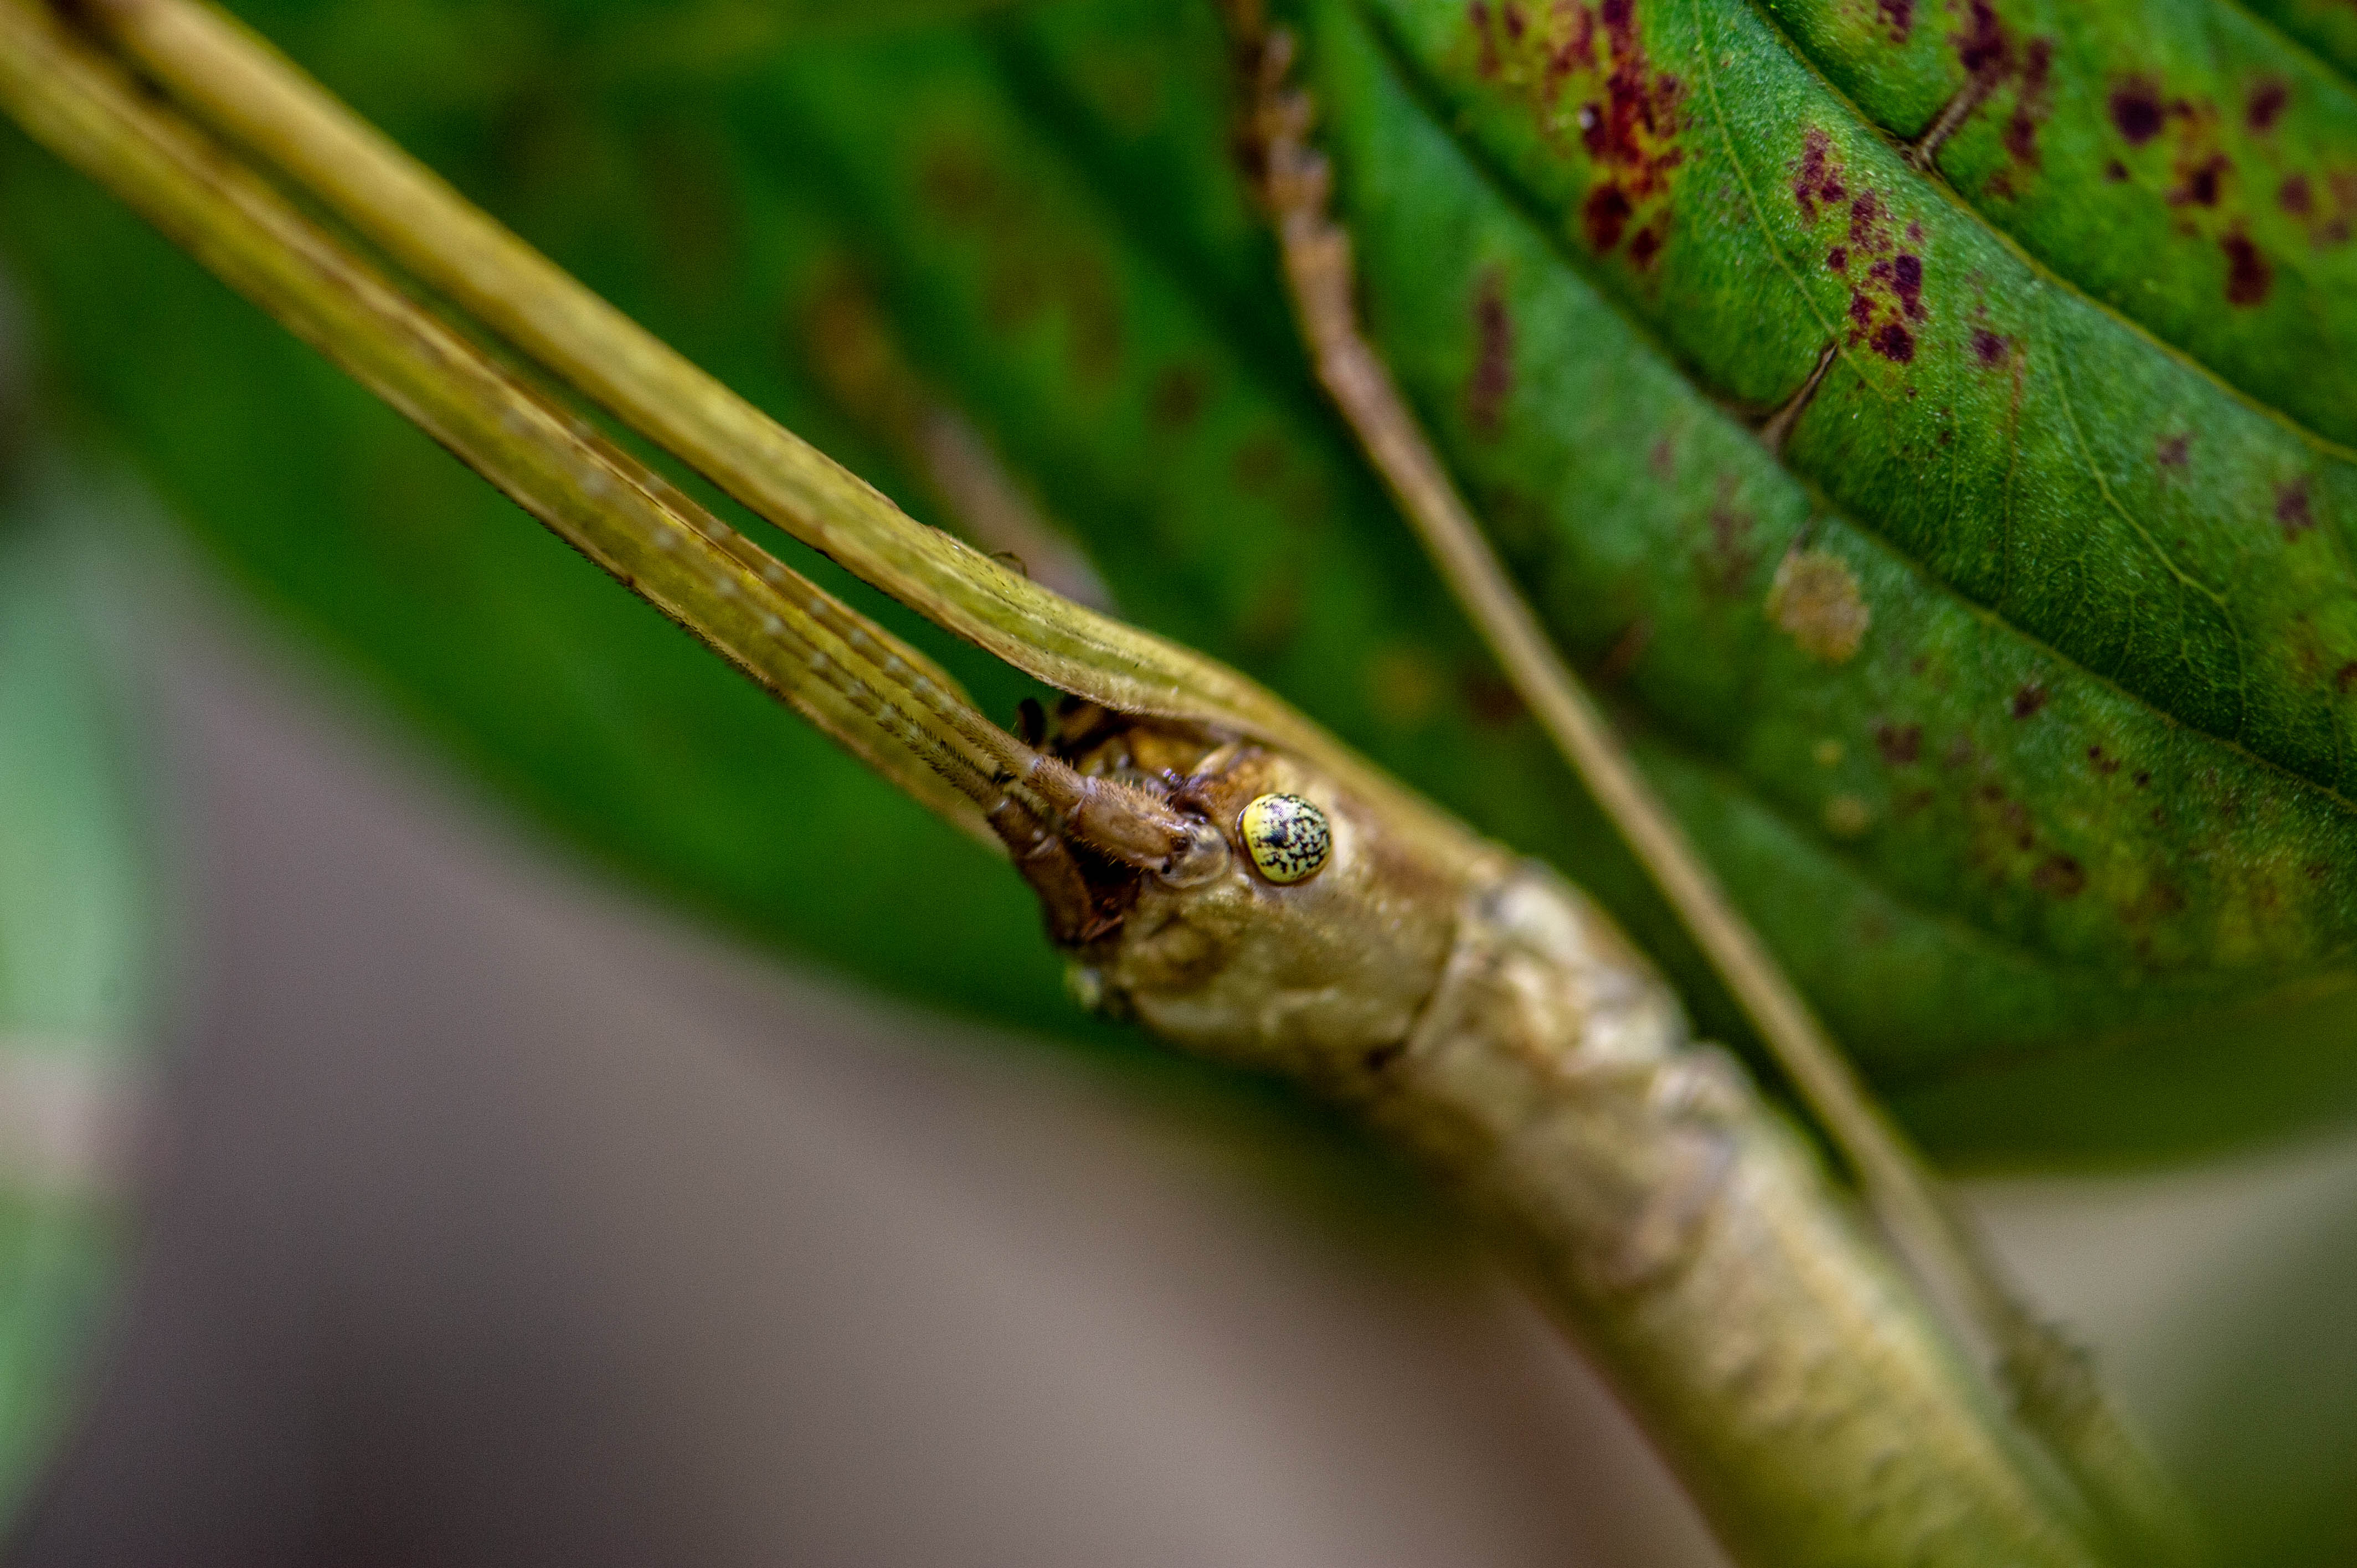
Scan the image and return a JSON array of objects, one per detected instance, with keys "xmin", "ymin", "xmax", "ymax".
[
  {"xmin": 1012, "ymin": 751, "xmax": 1216, "ymax": 874},
  {"xmin": 981, "ymin": 707, "xmax": 1250, "ymax": 946}
]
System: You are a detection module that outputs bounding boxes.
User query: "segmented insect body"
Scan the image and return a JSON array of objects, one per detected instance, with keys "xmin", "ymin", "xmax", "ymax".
[{"xmin": 1020, "ymin": 713, "xmax": 2091, "ymax": 1568}]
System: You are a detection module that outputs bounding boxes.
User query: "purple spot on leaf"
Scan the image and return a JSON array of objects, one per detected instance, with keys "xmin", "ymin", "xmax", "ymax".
[
  {"xmin": 1954, "ymin": 1, "xmax": 2012, "ymax": 80},
  {"xmin": 1891, "ymin": 252, "xmax": 1923, "ymax": 319},
  {"xmin": 2224, "ymin": 231, "xmax": 2272, "ymax": 305},
  {"xmin": 2111, "ymin": 79, "xmax": 2164, "ymax": 146},
  {"xmin": 2277, "ymin": 478, "xmax": 2314, "ymax": 540},
  {"xmin": 2248, "ymin": 78, "xmax": 2289, "ymax": 133},
  {"xmin": 2170, "ymin": 154, "xmax": 2229, "ymax": 208}
]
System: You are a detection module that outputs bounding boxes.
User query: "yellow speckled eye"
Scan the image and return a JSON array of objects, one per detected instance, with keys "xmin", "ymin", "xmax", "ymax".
[{"xmin": 1238, "ymin": 793, "xmax": 1331, "ymax": 885}]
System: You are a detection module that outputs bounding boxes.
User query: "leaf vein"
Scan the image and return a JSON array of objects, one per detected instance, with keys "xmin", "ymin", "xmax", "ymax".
[
  {"xmin": 1730, "ymin": 0, "xmax": 2357, "ymax": 469},
  {"xmin": 1688, "ymin": 0, "xmax": 1888, "ymax": 407},
  {"xmin": 2039, "ymin": 287, "xmax": 2251, "ymax": 742}
]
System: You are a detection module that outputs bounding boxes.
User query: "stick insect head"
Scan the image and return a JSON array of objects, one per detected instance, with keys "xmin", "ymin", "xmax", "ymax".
[{"xmin": 1015, "ymin": 702, "xmax": 1490, "ymax": 1087}]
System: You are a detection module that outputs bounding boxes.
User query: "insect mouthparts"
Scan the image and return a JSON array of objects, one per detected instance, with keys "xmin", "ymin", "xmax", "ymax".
[{"xmin": 1159, "ymin": 818, "xmax": 1232, "ymax": 887}]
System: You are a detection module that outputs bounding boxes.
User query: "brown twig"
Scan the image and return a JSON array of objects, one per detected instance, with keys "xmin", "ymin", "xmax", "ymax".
[{"xmin": 1225, "ymin": 15, "xmax": 2193, "ymax": 1563}]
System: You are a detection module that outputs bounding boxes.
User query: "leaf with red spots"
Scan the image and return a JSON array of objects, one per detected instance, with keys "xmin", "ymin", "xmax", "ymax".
[
  {"xmin": 1761, "ymin": 0, "xmax": 2357, "ymax": 443},
  {"xmin": 1305, "ymin": 0, "xmax": 2357, "ymax": 1160}
]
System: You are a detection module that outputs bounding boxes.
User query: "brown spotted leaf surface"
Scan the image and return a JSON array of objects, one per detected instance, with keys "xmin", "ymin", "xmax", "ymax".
[{"xmin": 5, "ymin": 0, "xmax": 2357, "ymax": 1162}]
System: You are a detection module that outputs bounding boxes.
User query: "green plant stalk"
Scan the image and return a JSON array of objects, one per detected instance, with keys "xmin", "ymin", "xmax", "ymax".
[
  {"xmin": 0, "ymin": 3, "xmax": 2118, "ymax": 1561},
  {"xmin": 70, "ymin": 0, "xmax": 1352, "ymax": 765},
  {"xmin": 0, "ymin": 4, "xmax": 1039, "ymax": 847}
]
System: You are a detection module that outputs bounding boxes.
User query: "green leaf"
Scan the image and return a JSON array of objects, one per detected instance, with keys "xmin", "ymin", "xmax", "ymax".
[
  {"xmin": 722, "ymin": 1, "xmax": 2357, "ymax": 1158},
  {"xmin": 0, "ymin": 53, "xmax": 1078, "ymax": 1036},
  {"xmin": 1756, "ymin": 0, "xmax": 2357, "ymax": 451},
  {"xmin": 7, "ymin": 0, "xmax": 2357, "ymax": 1163},
  {"xmin": 0, "ymin": 470, "xmax": 156, "ymax": 1523},
  {"xmin": 1300, "ymin": 0, "xmax": 2357, "ymax": 1155},
  {"xmin": 2214, "ymin": 2, "xmax": 2357, "ymax": 93}
]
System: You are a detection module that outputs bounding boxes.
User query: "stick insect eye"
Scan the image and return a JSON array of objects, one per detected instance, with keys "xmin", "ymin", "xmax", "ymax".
[{"xmin": 1238, "ymin": 793, "xmax": 1331, "ymax": 885}]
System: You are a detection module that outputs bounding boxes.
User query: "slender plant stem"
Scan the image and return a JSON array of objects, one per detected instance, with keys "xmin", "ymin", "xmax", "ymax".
[
  {"xmin": 1228, "ymin": 17, "xmax": 2193, "ymax": 1562},
  {"xmin": 4, "ymin": 0, "xmax": 1234, "ymax": 879},
  {"xmin": 0, "ymin": 0, "xmax": 1071, "ymax": 849},
  {"xmin": 70, "ymin": 0, "xmax": 1386, "ymax": 784}
]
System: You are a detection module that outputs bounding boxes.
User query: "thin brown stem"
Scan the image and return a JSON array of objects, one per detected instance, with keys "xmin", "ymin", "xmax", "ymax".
[{"xmin": 1228, "ymin": 18, "xmax": 2192, "ymax": 1563}]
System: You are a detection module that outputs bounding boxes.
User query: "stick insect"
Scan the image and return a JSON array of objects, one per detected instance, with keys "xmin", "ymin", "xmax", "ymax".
[{"xmin": 0, "ymin": 1, "xmax": 2192, "ymax": 1562}]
